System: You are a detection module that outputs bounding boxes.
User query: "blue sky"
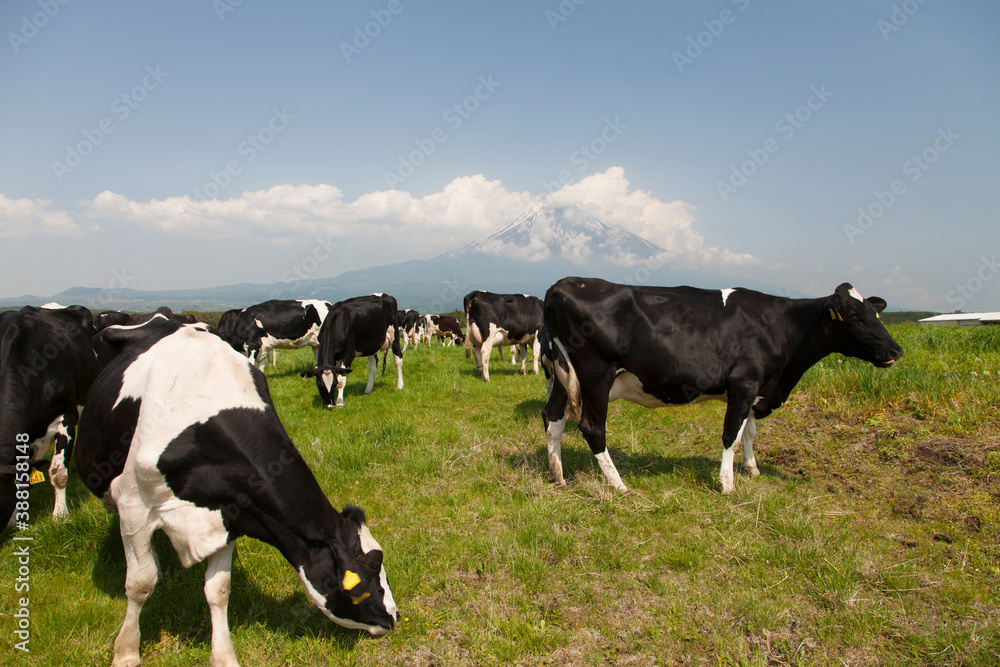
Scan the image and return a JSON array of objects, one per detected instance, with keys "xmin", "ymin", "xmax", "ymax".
[{"xmin": 1, "ymin": 0, "xmax": 997, "ymax": 311}]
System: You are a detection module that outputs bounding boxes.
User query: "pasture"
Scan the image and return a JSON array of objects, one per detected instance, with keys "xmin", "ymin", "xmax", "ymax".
[{"xmin": 2, "ymin": 323, "xmax": 998, "ymax": 666}]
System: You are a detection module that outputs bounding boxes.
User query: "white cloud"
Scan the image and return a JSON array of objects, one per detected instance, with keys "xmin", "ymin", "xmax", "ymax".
[
  {"xmin": 9, "ymin": 167, "xmax": 756, "ymax": 271},
  {"xmin": 0, "ymin": 195, "xmax": 81, "ymax": 238}
]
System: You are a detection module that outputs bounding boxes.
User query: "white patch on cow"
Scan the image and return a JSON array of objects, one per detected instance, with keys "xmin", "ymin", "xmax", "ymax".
[
  {"xmin": 721, "ymin": 288, "xmax": 737, "ymax": 306},
  {"xmin": 297, "ymin": 567, "xmax": 390, "ymax": 636},
  {"xmin": 357, "ymin": 523, "xmax": 399, "ymax": 619},
  {"xmin": 594, "ymin": 450, "xmax": 628, "ymax": 493},
  {"xmin": 609, "ymin": 371, "xmax": 668, "ymax": 408},
  {"xmin": 370, "ymin": 292, "xmax": 384, "ymax": 297},
  {"xmin": 111, "ymin": 327, "xmax": 268, "ymax": 565},
  {"xmin": 848, "ymin": 287, "xmax": 864, "ymax": 302},
  {"xmin": 321, "ymin": 369, "xmax": 335, "ymax": 395}
]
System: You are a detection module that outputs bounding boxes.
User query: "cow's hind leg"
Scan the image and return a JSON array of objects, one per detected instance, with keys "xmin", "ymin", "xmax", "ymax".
[
  {"xmin": 205, "ymin": 542, "xmax": 239, "ymax": 667},
  {"xmin": 542, "ymin": 378, "xmax": 569, "ymax": 487},
  {"xmin": 578, "ymin": 378, "xmax": 627, "ymax": 493},
  {"xmin": 111, "ymin": 490, "xmax": 159, "ymax": 667}
]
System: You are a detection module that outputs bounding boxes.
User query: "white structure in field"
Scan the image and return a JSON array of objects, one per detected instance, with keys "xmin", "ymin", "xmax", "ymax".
[{"xmin": 919, "ymin": 312, "xmax": 1000, "ymax": 326}]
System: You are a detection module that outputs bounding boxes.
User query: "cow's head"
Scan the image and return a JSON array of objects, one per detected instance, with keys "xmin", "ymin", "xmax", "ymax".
[
  {"xmin": 301, "ymin": 365, "xmax": 352, "ymax": 408},
  {"xmin": 828, "ymin": 283, "xmax": 903, "ymax": 367},
  {"xmin": 297, "ymin": 505, "xmax": 397, "ymax": 636}
]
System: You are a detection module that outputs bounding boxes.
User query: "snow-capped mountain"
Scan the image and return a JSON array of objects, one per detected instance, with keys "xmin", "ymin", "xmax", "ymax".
[{"xmin": 448, "ymin": 205, "xmax": 666, "ymax": 266}]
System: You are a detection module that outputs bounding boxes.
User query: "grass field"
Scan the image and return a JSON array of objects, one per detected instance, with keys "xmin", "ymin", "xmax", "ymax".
[{"xmin": 2, "ymin": 324, "xmax": 999, "ymax": 666}]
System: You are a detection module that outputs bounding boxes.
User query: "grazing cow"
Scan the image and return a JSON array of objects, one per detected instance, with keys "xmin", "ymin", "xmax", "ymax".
[
  {"xmin": 229, "ymin": 299, "xmax": 331, "ymax": 369},
  {"xmin": 302, "ymin": 294, "xmax": 403, "ymax": 408},
  {"xmin": 0, "ymin": 305, "xmax": 98, "ymax": 525},
  {"xmin": 464, "ymin": 291, "xmax": 543, "ymax": 381},
  {"xmin": 75, "ymin": 315, "xmax": 397, "ymax": 667},
  {"xmin": 215, "ymin": 308, "xmax": 243, "ymax": 341},
  {"xmin": 540, "ymin": 278, "xmax": 903, "ymax": 494},
  {"xmin": 422, "ymin": 314, "xmax": 465, "ymax": 347},
  {"xmin": 396, "ymin": 309, "xmax": 423, "ymax": 352}
]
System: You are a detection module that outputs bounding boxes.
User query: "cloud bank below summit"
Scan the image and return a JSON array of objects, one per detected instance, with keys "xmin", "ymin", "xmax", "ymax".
[{"xmin": 2, "ymin": 167, "xmax": 756, "ymax": 272}]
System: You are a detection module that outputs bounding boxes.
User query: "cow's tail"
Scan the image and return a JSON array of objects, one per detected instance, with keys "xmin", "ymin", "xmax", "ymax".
[{"xmin": 547, "ymin": 335, "xmax": 581, "ymax": 421}]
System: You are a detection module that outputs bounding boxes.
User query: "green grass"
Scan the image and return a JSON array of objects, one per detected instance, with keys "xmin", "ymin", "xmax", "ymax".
[{"xmin": 3, "ymin": 325, "xmax": 1000, "ymax": 666}]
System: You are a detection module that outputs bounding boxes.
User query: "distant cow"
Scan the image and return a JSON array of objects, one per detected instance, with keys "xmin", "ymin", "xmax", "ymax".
[
  {"xmin": 75, "ymin": 315, "xmax": 397, "ymax": 666},
  {"xmin": 302, "ymin": 294, "xmax": 403, "ymax": 408},
  {"xmin": 0, "ymin": 305, "xmax": 98, "ymax": 525},
  {"xmin": 396, "ymin": 309, "xmax": 423, "ymax": 352},
  {"xmin": 422, "ymin": 314, "xmax": 464, "ymax": 347},
  {"xmin": 95, "ymin": 310, "xmax": 130, "ymax": 331},
  {"xmin": 464, "ymin": 291, "xmax": 543, "ymax": 381},
  {"xmin": 214, "ymin": 308, "xmax": 242, "ymax": 342},
  {"xmin": 541, "ymin": 278, "xmax": 903, "ymax": 494},
  {"xmin": 228, "ymin": 299, "xmax": 331, "ymax": 369}
]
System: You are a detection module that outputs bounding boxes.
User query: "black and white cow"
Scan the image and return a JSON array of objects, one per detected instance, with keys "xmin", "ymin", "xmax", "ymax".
[
  {"xmin": 302, "ymin": 294, "xmax": 403, "ymax": 408},
  {"xmin": 75, "ymin": 315, "xmax": 397, "ymax": 667},
  {"xmin": 0, "ymin": 305, "xmax": 98, "ymax": 525},
  {"xmin": 229, "ymin": 299, "xmax": 331, "ymax": 369},
  {"xmin": 540, "ymin": 278, "xmax": 903, "ymax": 494},
  {"xmin": 464, "ymin": 291, "xmax": 543, "ymax": 381},
  {"xmin": 214, "ymin": 308, "xmax": 243, "ymax": 342},
  {"xmin": 422, "ymin": 314, "xmax": 464, "ymax": 347},
  {"xmin": 396, "ymin": 309, "xmax": 423, "ymax": 352},
  {"xmin": 95, "ymin": 310, "xmax": 130, "ymax": 331}
]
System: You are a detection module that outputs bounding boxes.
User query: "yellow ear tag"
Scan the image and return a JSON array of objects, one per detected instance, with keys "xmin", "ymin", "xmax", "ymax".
[
  {"xmin": 342, "ymin": 570, "xmax": 361, "ymax": 591},
  {"xmin": 829, "ymin": 309, "xmax": 837, "ymax": 320},
  {"xmin": 837, "ymin": 313, "xmax": 844, "ymax": 321},
  {"xmin": 876, "ymin": 312, "xmax": 880, "ymax": 319},
  {"xmin": 29, "ymin": 469, "xmax": 45, "ymax": 485},
  {"xmin": 350, "ymin": 592, "xmax": 371, "ymax": 605}
]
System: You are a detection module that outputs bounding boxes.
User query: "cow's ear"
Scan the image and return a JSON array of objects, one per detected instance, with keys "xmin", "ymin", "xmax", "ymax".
[{"xmin": 867, "ymin": 297, "xmax": 887, "ymax": 314}]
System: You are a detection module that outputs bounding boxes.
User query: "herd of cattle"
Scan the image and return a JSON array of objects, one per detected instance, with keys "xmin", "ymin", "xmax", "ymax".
[{"xmin": 0, "ymin": 279, "xmax": 902, "ymax": 666}]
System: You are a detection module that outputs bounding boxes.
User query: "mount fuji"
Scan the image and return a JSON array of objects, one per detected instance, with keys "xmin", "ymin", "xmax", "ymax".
[{"xmin": 0, "ymin": 206, "xmax": 774, "ymax": 312}]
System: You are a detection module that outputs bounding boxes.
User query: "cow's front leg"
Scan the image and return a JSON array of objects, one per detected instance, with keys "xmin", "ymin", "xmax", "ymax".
[
  {"xmin": 720, "ymin": 392, "xmax": 757, "ymax": 494},
  {"xmin": 517, "ymin": 344, "xmax": 528, "ymax": 374},
  {"xmin": 48, "ymin": 414, "xmax": 74, "ymax": 521},
  {"xmin": 364, "ymin": 356, "xmax": 377, "ymax": 394},
  {"xmin": 741, "ymin": 412, "xmax": 759, "ymax": 477}
]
